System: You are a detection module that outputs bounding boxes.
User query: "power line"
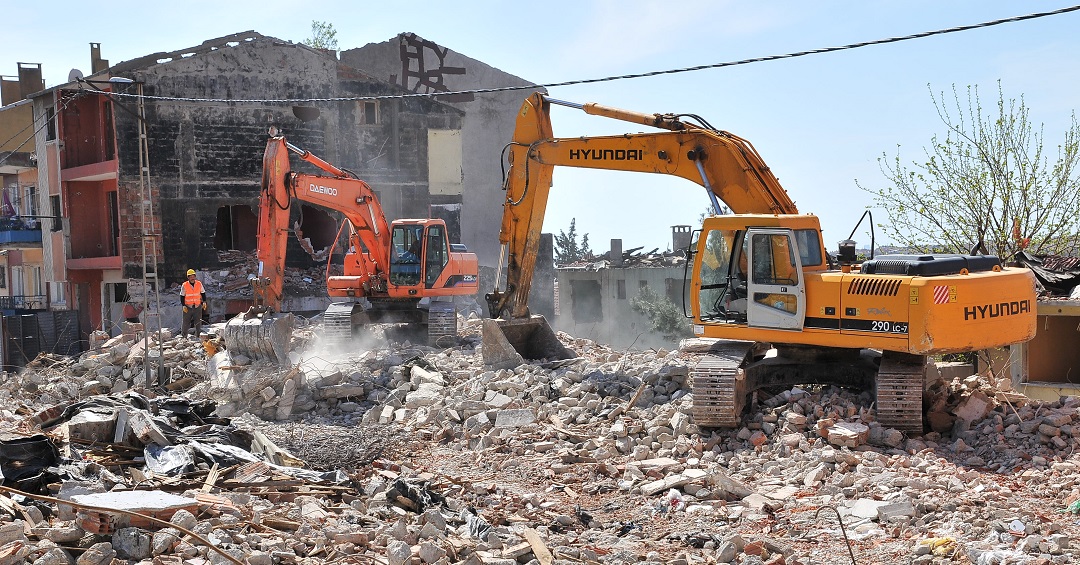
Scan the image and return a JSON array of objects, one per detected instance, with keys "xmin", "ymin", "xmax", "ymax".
[{"xmin": 85, "ymin": 4, "xmax": 1080, "ymax": 106}]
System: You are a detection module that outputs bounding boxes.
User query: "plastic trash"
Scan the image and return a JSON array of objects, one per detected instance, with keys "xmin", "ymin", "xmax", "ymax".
[
  {"xmin": 144, "ymin": 444, "xmax": 196, "ymax": 476},
  {"xmin": 664, "ymin": 488, "xmax": 687, "ymax": 512},
  {"xmin": 918, "ymin": 537, "xmax": 957, "ymax": 557}
]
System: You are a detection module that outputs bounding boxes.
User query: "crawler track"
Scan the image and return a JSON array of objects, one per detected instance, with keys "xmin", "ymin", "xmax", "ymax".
[
  {"xmin": 427, "ymin": 303, "xmax": 458, "ymax": 346},
  {"xmin": 690, "ymin": 341, "xmax": 753, "ymax": 428},
  {"xmin": 876, "ymin": 351, "xmax": 926, "ymax": 435},
  {"xmin": 323, "ymin": 302, "xmax": 357, "ymax": 342}
]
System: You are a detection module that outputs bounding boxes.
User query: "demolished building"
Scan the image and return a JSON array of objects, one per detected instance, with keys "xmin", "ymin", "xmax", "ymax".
[{"xmin": 10, "ymin": 31, "xmax": 540, "ymax": 357}]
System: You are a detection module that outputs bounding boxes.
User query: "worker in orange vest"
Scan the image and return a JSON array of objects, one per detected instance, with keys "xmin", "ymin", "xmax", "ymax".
[{"xmin": 180, "ymin": 269, "xmax": 207, "ymax": 339}]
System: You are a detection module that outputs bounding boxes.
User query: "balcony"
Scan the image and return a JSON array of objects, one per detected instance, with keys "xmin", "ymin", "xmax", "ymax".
[
  {"xmin": 0, "ymin": 294, "xmax": 46, "ymax": 311},
  {"xmin": 0, "ymin": 218, "xmax": 42, "ymax": 246}
]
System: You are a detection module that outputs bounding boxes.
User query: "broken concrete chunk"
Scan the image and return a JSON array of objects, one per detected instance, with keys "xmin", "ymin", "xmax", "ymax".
[
  {"xmin": 876, "ymin": 500, "xmax": 916, "ymax": 522},
  {"xmin": 641, "ymin": 468, "xmax": 708, "ymax": 496},
  {"xmin": 827, "ymin": 422, "xmax": 869, "ymax": 448},
  {"xmin": 494, "ymin": 409, "xmax": 537, "ymax": 428},
  {"xmin": 410, "ymin": 366, "xmax": 446, "ymax": 386},
  {"xmin": 72, "ymin": 491, "xmax": 198, "ymax": 535}
]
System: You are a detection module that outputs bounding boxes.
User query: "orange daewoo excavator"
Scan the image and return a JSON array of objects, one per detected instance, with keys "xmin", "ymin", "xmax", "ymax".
[
  {"xmin": 484, "ymin": 93, "xmax": 1037, "ymax": 433},
  {"xmin": 224, "ymin": 134, "xmax": 478, "ymax": 363}
]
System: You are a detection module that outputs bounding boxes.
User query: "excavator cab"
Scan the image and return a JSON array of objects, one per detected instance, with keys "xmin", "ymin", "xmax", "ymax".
[{"xmin": 387, "ymin": 220, "xmax": 453, "ymax": 290}]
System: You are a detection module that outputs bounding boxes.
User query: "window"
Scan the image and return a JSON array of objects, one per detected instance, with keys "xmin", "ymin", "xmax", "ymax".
[
  {"xmin": 29, "ymin": 267, "xmax": 43, "ymax": 296},
  {"xmin": 698, "ymin": 227, "xmax": 736, "ymax": 318},
  {"xmin": 570, "ymin": 280, "xmax": 603, "ymax": 323},
  {"xmin": 359, "ymin": 101, "xmax": 378, "ymax": 125},
  {"xmin": 45, "ymin": 106, "xmax": 56, "ymax": 141},
  {"xmin": 425, "ymin": 225, "xmax": 449, "ymax": 287},
  {"xmin": 639, "ymin": 280, "xmax": 648, "ymax": 289},
  {"xmin": 21, "ymin": 185, "xmax": 36, "ymax": 217},
  {"xmin": 616, "ymin": 279, "xmax": 626, "ymax": 299},
  {"xmin": 50, "ymin": 196, "xmax": 62, "ymax": 232},
  {"xmin": 10, "ymin": 266, "xmax": 23, "ymax": 296},
  {"xmin": 107, "ymin": 191, "xmax": 119, "ymax": 256},
  {"xmin": 751, "ymin": 233, "xmax": 798, "ymax": 286},
  {"xmin": 794, "ymin": 229, "xmax": 823, "ymax": 267},
  {"xmin": 0, "ymin": 266, "xmax": 6, "ymax": 289},
  {"xmin": 52, "ymin": 281, "xmax": 66, "ymax": 305},
  {"xmin": 389, "ymin": 224, "xmax": 423, "ymax": 286}
]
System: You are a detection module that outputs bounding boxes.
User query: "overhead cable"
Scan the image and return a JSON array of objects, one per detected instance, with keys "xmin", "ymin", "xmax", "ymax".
[{"xmin": 85, "ymin": 4, "xmax": 1080, "ymax": 106}]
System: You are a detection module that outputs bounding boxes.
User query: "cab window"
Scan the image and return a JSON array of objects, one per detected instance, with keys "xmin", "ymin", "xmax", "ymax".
[
  {"xmin": 751, "ymin": 233, "xmax": 798, "ymax": 285},
  {"xmin": 390, "ymin": 225, "xmax": 423, "ymax": 286},
  {"xmin": 697, "ymin": 227, "xmax": 735, "ymax": 319},
  {"xmin": 794, "ymin": 229, "xmax": 822, "ymax": 267},
  {"xmin": 425, "ymin": 225, "xmax": 449, "ymax": 287}
]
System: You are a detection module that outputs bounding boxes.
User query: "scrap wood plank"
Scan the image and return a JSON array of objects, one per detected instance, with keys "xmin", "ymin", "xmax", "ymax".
[
  {"xmin": 522, "ymin": 527, "xmax": 553, "ymax": 565},
  {"xmin": 201, "ymin": 463, "xmax": 220, "ymax": 492},
  {"xmin": 195, "ymin": 492, "xmax": 239, "ymax": 512},
  {"xmin": 0, "ymin": 542, "xmax": 25, "ymax": 560},
  {"xmin": 261, "ymin": 517, "xmax": 300, "ymax": 531},
  {"xmin": 221, "ymin": 479, "xmax": 305, "ymax": 488},
  {"xmin": 232, "ymin": 461, "xmax": 273, "ymax": 483}
]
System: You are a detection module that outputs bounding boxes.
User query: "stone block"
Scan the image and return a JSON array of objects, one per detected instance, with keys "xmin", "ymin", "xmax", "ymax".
[{"xmin": 494, "ymin": 409, "xmax": 536, "ymax": 428}]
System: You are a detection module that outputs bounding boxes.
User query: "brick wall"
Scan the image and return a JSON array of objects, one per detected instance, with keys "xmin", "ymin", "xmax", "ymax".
[{"xmin": 113, "ymin": 38, "xmax": 464, "ymax": 284}]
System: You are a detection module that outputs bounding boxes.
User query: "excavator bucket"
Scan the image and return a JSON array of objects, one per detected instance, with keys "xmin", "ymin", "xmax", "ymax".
[
  {"xmin": 481, "ymin": 315, "xmax": 574, "ymax": 369},
  {"xmin": 222, "ymin": 312, "xmax": 295, "ymax": 365}
]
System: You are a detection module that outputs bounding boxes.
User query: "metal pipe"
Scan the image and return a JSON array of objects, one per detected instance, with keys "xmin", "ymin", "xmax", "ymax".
[
  {"xmin": 694, "ymin": 159, "xmax": 724, "ymax": 215},
  {"xmin": 543, "ymin": 97, "xmax": 584, "ymax": 110},
  {"xmin": 494, "ymin": 243, "xmax": 507, "ymax": 291}
]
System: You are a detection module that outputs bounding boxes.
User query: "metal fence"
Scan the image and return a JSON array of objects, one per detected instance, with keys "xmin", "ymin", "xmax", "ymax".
[{"xmin": 0, "ymin": 295, "xmax": 47, "ymax": 311}]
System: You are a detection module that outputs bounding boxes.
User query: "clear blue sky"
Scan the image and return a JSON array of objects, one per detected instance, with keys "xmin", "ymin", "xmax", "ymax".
[{"xmin": 5, "ymin": 1, "xmax": 1079, "ymax": 255}]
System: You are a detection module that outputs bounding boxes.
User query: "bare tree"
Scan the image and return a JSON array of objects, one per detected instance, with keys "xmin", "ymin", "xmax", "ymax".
[{"xmin": 858, "ymin": 82, "xmax": 1080, "ymax": 259}]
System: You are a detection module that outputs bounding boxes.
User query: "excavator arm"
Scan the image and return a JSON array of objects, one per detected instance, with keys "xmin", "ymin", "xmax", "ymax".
[
  {"xmin": 256, "ymin": 136, "xmax": 391, "ymax": 311},
  {"xmin": 488, "ymin": 92, "xmax": 799, "ymax": 319}
]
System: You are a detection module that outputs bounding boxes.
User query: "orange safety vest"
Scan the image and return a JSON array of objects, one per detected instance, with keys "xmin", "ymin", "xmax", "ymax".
[{"xmin": 182, "ymin": 280, "xmax": 204, "ymax": 306}]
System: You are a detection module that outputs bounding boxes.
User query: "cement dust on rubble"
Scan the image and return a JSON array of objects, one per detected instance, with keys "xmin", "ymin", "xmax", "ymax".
[{"xmin": 0, "ymin": 315, "xmax": 1078, "ymax": 564}]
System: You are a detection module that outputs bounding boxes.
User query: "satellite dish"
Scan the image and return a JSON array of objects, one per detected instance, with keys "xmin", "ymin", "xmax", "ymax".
[{"xmin": 68, "ymin": 69, "xmax": 84, "ymax": 82}]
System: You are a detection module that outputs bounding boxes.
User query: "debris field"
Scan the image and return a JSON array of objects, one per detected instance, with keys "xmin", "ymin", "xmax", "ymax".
[{"xmin": 0, "ymin": 316, "xmax": 1076, "ymax": 565}]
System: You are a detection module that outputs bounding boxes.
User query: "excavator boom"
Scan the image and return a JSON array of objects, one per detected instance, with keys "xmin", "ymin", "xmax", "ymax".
[
  {"xmin": 257, "ymin": 136, "xmax": 391, "ymax": 313},
  {"xmin": 490, "ymin": 92, "xmax": 796, "ymax": 320}
]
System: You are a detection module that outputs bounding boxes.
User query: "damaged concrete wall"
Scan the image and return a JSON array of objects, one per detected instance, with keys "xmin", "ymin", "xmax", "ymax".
[
  {"xmin": 341, "ymin": 33, "xmax": 542, "ymax": 270},
  {"xmin": 112, "ymin": 35, "xmax": 464, "ymax": 284},
  {"xmin": 555, "ymin": 265, "xmax": 687, "ymax": 350}
]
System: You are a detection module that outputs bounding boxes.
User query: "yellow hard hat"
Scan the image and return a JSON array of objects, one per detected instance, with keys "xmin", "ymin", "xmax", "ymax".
[{"xmin": 186, "ymin": 269, "xmax": 196, "ymax": 276}]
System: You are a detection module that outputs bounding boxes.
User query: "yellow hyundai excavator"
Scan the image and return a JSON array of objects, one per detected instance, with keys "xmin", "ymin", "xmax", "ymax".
[{"xmin": 485, "ymin": 92, "xmax": 1037, "ymax": 434}]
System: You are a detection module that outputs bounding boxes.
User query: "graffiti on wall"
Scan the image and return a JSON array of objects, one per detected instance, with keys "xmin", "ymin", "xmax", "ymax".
[{"xmin": 395, "ymin": 33, "xmax": 474, "ymax": 103}]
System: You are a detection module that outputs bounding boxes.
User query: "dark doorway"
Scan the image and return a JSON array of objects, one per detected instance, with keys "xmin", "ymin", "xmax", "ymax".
[
  {"xmin": 214, "ymin": 205, "xmax": 257, "ymax": 251},
  {"xmin": 570, "ymin": 280, "xmax": 603, "ymax": 323}
]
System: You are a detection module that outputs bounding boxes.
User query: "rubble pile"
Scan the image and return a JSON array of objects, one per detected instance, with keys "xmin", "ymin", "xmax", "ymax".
[
  {"xmin": 560, "ymin": 247, "xmax": 686, "ymax": 270},
  {"xmin": 176, "ymin": 253, "xmax": 343, "ymax": 299},
  {"xmin": 0, "ymin": 317, "xmax": 1077, "ymax": 563},
  {"xmin": 0, "ymin": 330, "xmax": 208, "ymax": 408}
]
